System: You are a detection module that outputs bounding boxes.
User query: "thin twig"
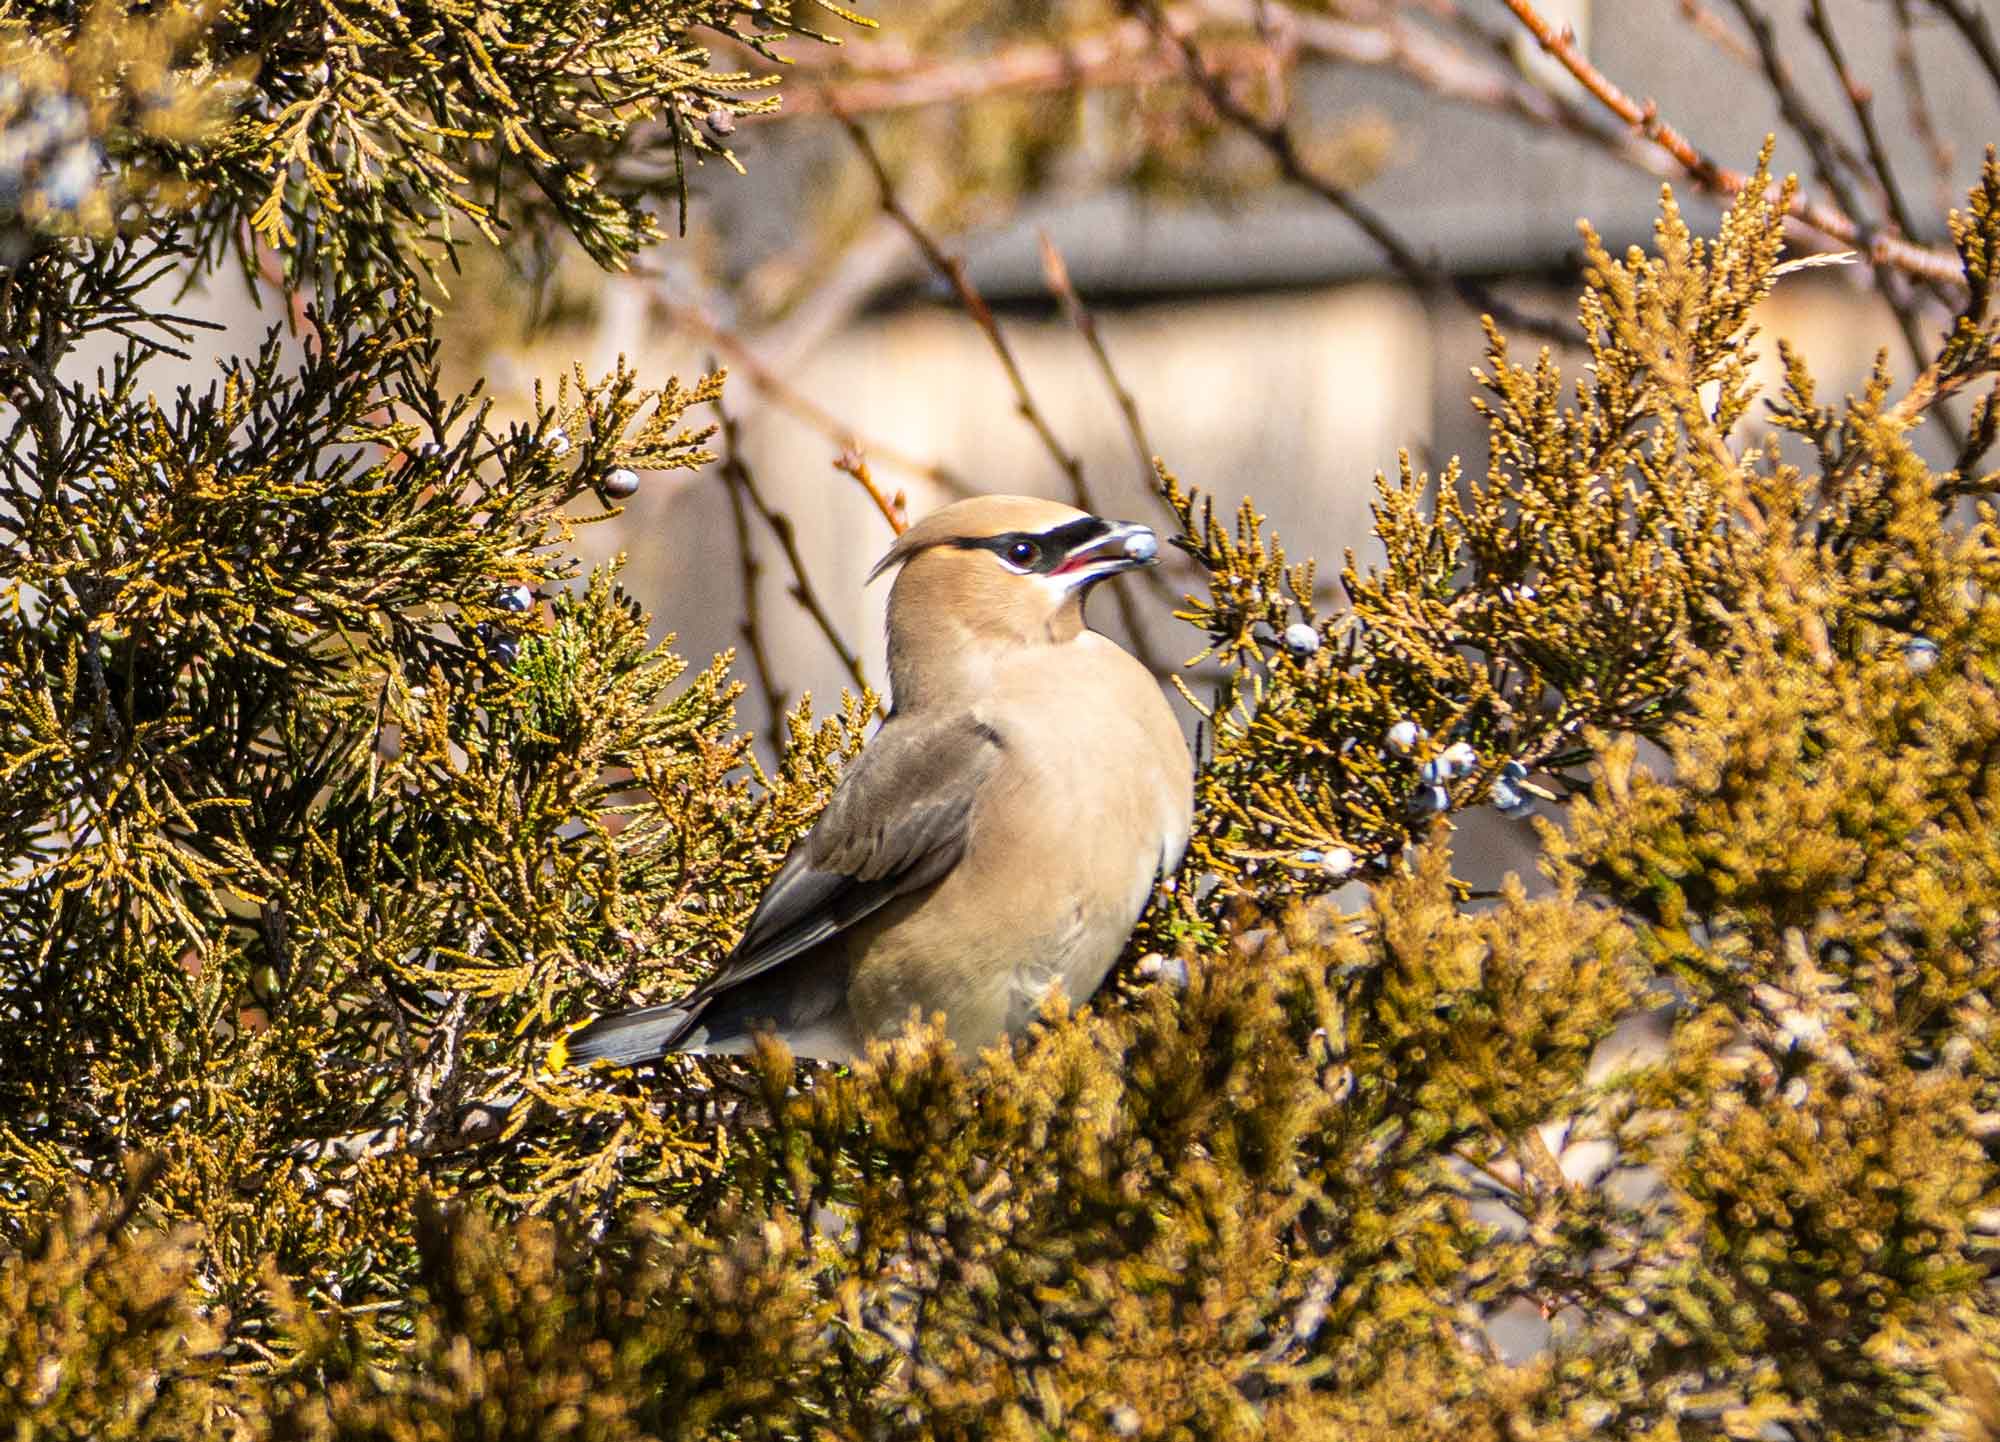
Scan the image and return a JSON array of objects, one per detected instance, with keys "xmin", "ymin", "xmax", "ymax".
[
  {"xmin": 1890, "ymin": 0, "xmax": 1957, "ymax": 216},
  {"xmin": 1922, "ymin": 0, "xmax": 2000, "ymax": 99},
  {"xmin": 833, "ymin": 448, "xmax": 909, "ymax": 535},
  {"xmin": 1038, "ymin": 231, "xmax": 1157, "ymax": 487},
  {"xmin": 651, "ymin": 289, "xmax": 974, "ymax": 499},
  {"xmin": 756, "ymin": 0, "xmax": 1671, "ymax": 200},
  {"xmin": 1801, "ymin": 0, "xmax": 1923, "ymax": 245},
  {"xmin": 1262, "ymin": 0, "xmax": 1655, "ymax": 180},
  {"xmin": 1789, "ymin": 0, "xmax": 1967, "ymax": 450},
  {"xmin": 1725, "ymin": 0, "xmax": 1873, "ymax": 224},
  {"xmin": 1726, "ymin": 0, "xmax": 1956, "ymax": 446},
  {"xmin": 1673, "ymin": 0, "xmax": 1758, "ymax": 67},
  {"xmin": 839, "ymin": 114, "xmax": 1171, "ymax": 677},
  {"xmin": 1035, "ymin": 231, "xmax": 1190, "ymax": 615},
  {"xmin": 840, "ymin": 117, "xmax": 1089, "ymax": 495},
  {"xmin": 1501, "ymin": 0, "xmax": 1967, "ymax": 287},
  {"xmin": 733, "ymin": 0, "xmax": 1815, "ymax": 294},
  {"xmin": 717, "ymin": 395, "xmax": 884, "ymax": 721},
  {"xmin": 1136, "ymin": 0, "xmax": 1584, "ymax": 346},
  {"xmin": 769, "ymin": 16, "xmax": 1269, "ymax": 116},
  {"xmin": 719, "ymin": 403, "xmax": 789, "ymax": 754}
]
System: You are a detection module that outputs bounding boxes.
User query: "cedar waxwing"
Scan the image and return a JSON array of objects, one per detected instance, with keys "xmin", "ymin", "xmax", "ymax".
[{"xmin": 557, "ymin": 495, "xmax": 1193, "ymax": 1067}]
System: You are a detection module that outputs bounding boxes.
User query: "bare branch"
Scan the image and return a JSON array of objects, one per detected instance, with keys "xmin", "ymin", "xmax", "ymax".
[
  {"xmin": 1227, "ymin": 0, "xmax": 1670, "ymax": 197},
  {"xmin": 647, "ymin": 286, "xmax": 974, "ymax": 500},
  {"xmin": 1922, "ymin": 0, "xmax": 2000, "ymax": 100},
  {"xmin": 744, "ymin": 2, "xmax": 1676, "ymax": 230},
  {"xmin": 1784, "ymin": 0, "xmax": 1967, "ymax": 450},
  {"xmin": 716, "ymin": 393, "xmax": 884, "ymax": 723},
  {"xmin": 1725, "ymin": 0, "xmax": 1875, "ymax": 225},
  {"xmin": 1801, "ymin": 0, "xmax": 1924, "ymax": 245},
  {"xmin": 839, "ymin": 114, "xmax": 1171, "ymax": 677},
  {"xmin": 1672, "ymin": 0, "xmax": 1758, "ymax": 68},
  {"xmin": 1038, "ymin": 231, "xmax": 1157, "ymax": 490},
  {"xmin": 1034, "ymin": 231, "xmax": 1194, "ymax": 618},
  {"xmin": 833, "ymin": 447, "xmax": 909, "ymax": 536},
  {"xmin": 719, "ymin": 404, "xmax": 790, "ymax": 754},
  {"xmin": 1501, "ymin": 0, "xmax": 1967, "ymax": 287},
  {"xmin": 1725, "ymin": 0, "xmax": 1958, "ymax": 448},
  {"xmin": 766, "ymin": 14, "xmax": 1266, "ymax": 117},
  {"xmin": 1134, "ymin": 0, "xmax": 1585, "ymax": 347},
  {"xmin": 1890, "ymin": 0, "xmax": 1958, "ymax": 216}
]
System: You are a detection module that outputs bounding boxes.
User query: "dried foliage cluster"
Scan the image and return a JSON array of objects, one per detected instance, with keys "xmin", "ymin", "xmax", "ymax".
[
  {"xmin": 1, "ymin": 0, "xmax": 867, "ymax": 279},
  {"xmin": 1162, "ymin": 153, "xmax": 1802, "ymax": 912},
  {"xmin": 9, "ymin": 2, "xmax": 2000, "ymax": 1441}
]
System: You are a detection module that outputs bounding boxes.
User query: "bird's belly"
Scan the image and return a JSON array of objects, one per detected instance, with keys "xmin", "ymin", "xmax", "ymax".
[
  {"xmin": 1000, "ymin": 898, "xmax": 1095, "ymax": 1036},
  {"xmin": 842, "ymin": 813, "xmax": 1157, "ymax": 1056},
  {"xmin": 841, "ymin": 675, "xmax": 1184, "ymax": 1058}
]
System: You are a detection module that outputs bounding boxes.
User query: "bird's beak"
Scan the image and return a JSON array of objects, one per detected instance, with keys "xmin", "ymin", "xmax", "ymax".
[{"xmin": 1051, "ymin": 521, "xmax": 1160, "ymax": 587}]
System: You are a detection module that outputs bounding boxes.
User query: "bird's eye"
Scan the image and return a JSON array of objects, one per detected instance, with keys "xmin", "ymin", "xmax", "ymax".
[{"xmin": 1005, "ymin": 539, "xmax": 1040, "ymax": 567}]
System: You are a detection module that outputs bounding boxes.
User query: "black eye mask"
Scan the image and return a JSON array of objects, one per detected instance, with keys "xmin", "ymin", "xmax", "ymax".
[{"xmin": 954, "ymin": 517, "xmax": 1112, "ymax": 574}]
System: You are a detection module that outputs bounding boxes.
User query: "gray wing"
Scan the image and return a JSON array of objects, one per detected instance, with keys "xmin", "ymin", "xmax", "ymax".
[{"xmin": 683, "ymin": 712, "xmax": 1004, "ymax": 1006}]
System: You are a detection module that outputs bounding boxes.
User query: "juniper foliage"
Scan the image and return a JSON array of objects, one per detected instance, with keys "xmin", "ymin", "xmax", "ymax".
[{"xmin": 6, "ymin": 0, "xmax": 2000, "ymax": 1438}]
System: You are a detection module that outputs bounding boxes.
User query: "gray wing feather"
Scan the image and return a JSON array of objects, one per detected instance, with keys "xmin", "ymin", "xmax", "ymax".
[
  {"xmin": 561, "ymin": 1001, "xmax": 702, "ymax": 1068},
  {"xmin": 683, "ymin": 714, "xmax": 1001, "ymax": 1004}
]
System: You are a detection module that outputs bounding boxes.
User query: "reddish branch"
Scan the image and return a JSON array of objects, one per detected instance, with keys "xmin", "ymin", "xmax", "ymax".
[
  {"xmin": 1501, "ymin": 0, "xmax": 1965, "ymax": 286},
  {"xmin": 1673, "ymin": 0, "xmax": 1757, "ymax": 66},
  {"xmin": 775, "ymin": 18, "xmax": 1263, "ymax": 116},
  {"xmin": 649, "ymin": 288, "xmax": 972, "ymax": 509},
  {"xmin": 832, "ymin": 448, "xmax": 908, "ymax": 536},
  {"xmin": 759, "ymin": 4, "xmax": 1670, "ymax": 197},
  {"xmin": 1138, "ymin": 2, "xmax": 1582, "ymax": 346}
]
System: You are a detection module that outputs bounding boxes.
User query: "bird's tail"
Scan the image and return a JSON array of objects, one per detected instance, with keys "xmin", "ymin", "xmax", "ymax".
[{"xmin": 549, "ymin": 1002, "xmax": 698, "ymax": 1071}]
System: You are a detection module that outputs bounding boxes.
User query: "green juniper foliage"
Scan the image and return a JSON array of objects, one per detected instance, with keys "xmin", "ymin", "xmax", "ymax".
[
  {"xmin": 1155, "ymin": 164, "xmax": 1799, "ymax": 918},
  {"xmin": 1, "ymin": 0, "xmax": 868, "ymax": 278},
  {"xmin": 7, "ymin": 0, "xmax": 2000, "ymax": 1434}
]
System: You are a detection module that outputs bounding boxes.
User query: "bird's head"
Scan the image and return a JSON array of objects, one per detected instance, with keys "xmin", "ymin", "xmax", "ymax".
[{"xmin": 868, "ymin": 495, "xmax": 1162, "ymax": 708}]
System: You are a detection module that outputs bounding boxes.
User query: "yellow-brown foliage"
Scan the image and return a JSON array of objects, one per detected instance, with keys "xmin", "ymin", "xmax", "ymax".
[{"xmin": 8, "ymin": 0, "xmax": 2000, "ymax": 1435}]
